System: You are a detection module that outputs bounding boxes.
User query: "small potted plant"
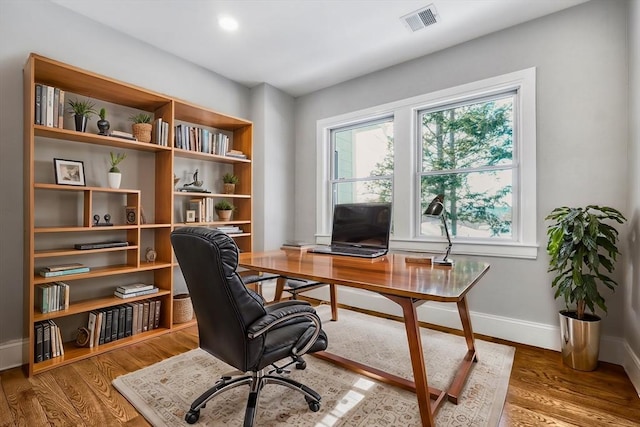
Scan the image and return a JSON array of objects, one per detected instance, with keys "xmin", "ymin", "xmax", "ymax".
[
  {"xmin": 97, "ymin": 108, "xmax": 110, "ymax": 135},
  {"xmin": 129, "ymin": 113, "xmax": 152, "ymax": 143},
  {"xmin": 215, "ymin": 200, "xmax": 234, "ymax": 221},
  {"xmin": 222, "ymin": 172, "xmax": 239, "ymax": 194},
  {"xmin": 67, "ymin": 98, "xmax": 96, "ymax": 132},
  {"xmin": 108, "ymin": 152, "xmax": 127, "ymax": 189},
  {"xmin": 546, "ymin": 204, "xmax": 626, "ymax": 371}
]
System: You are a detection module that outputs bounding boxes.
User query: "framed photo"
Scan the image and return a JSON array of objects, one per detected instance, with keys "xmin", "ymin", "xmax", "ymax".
[
  {"xmin": 186, "ymin": 210, "xmax": 196, "ymax": 223},
  {"xmin": 54, "ymin": 158, "xmax": 86, "ymax": 186},
  {"xmin": 125, "ymin": 206, "xmax": 138, "ymax": 225}
]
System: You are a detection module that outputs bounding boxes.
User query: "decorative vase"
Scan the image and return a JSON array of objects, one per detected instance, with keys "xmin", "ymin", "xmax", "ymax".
[
  {"xmin": 223, "ymin": 183, "xmax": 236, "ymax": 194},
  {"xmin": 559, "ymin": 310, "xmax": 601, "ymax": 371},
  {"xmin": 97, "ymin": 119, "xmax": 110, "ymax": 135},
  {"xmin": 132, "ymin": 123, "xmax": 152, "ymax": 143},
  {"xmin": 74, "ymin": 115, "xmax": 88, "ymax": 132},
  {"xmin": 173, "ymin": 294, "xmax": 193, "ymax": 323},
  {"xmin": 107, "ymin": 172, "xmax": 122, "ymax": 189},
  {"xmin": 216, "ymin": 209, "xmax": 232, "ymax": 221}
]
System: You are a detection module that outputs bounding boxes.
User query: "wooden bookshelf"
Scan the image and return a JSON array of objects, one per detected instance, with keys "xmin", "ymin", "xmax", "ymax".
[{"xmin": 23, "ymin": 53, "xmax": 253, "ymax": 376}]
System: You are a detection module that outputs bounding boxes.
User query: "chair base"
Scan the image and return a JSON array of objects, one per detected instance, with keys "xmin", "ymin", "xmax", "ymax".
[{"xmin": 184, "ymin": 363, "xmax": 322, "ymax": 427}]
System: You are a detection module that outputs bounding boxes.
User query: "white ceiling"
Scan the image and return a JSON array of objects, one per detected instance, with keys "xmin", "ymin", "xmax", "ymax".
[{"xmin": 51, "ymin": 0, "xmax": 590, "ymax": 97}]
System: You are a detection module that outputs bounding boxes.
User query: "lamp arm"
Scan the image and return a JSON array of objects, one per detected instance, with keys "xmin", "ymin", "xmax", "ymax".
[{"xmin": 441, "ymin": 215, "xmax": 452, "ymax": 262}]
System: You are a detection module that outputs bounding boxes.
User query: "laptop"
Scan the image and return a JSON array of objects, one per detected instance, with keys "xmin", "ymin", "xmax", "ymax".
[{"xmin": 310, "ymin": 202, "xmax": 392, "ymax": 258}]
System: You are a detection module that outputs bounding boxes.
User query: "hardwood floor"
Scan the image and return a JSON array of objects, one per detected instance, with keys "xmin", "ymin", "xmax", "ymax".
[{"xmin": 1, "ymin": 316, "xmax": 639, "ymax": 426}]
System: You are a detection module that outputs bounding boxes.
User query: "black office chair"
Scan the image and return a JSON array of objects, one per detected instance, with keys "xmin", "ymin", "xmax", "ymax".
[{"xmin": 171, "ymin": 228, "xmax": 328, "ymax": 426}]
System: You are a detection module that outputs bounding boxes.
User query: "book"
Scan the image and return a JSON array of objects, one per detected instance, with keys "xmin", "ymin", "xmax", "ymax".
[
  {"xmin": 104, "ymin": 309, "xmax": 113, "ymax": 343},
  {"xmin": 57, "ymin": 89, "xmax": 65, "ymax": 129},
  {"xmin": 43, "ymin": 322, "xmax": 51, "ymax": 360},
  {"xmin": 42, "ymin": 263, "xmax": 85, "ymax": 272},
  {"xmin": 148, "ymin": 300, "xmax": 156, "ymax": 330},
  {"xmin": 35, "ymin": 323, "xmax": 43, "ymax": 363},
  {"xmin": 142, "ymin": 302, "xmax": 150, "ymax": 332},
  {"xmin": 125, "ymin": 304, "xmax": 134, "ymax": 337},
  {"xmin": 111, "ymin": 307, "xmax": 119, "ymax": 342},
  {"xmin": 53, "ymin": 88, "xmax": 59, "ymax": 128},
  {"xmin": 114, "ymin": 287, "xmax": 159, "ymax": 299},
  {"xmin": 117, "ymin": 306, "xmax": 126, "ymax": 339},
  {"xmin": 98, "ymin": 309, "xmax": 107, "ymax": 345},
  {"xmin": 45, "ymin": 85, "xmax": 54, "ymax": 127},
  {"xmin": 34, "ymin": 84, "xmax": 42, "ymax": 125},
  {"xmin": 87, "ymin": 312, "xmax": 97, "ymax": 348},
  {"xmin": 154, "ymin": 299, "xmax": 161, "ymax": 329},
  {"xmin": 110, "ymin": 130, "xmax": 134, "ymax": 138},
  {"xmin": 94, "ymin": 311, "xmax": 103, "ymax": 347},
  {"xmin": 136, "ymin": 302, "xmax": 143, "ymax": 335},
  {"xmin": 74, "ymin": 241, "xmax": 128, "ymax": 250},
  {"xmin": 116, "ymin": 283, "xmax": 155, "ymax": 294},
  {"xmin": 49, "ymin": 320, "xmax": 58, "ymax": 357},
  {"xmin": 40, "ymin": 267, "xmax": 89, "ymax": 277}
]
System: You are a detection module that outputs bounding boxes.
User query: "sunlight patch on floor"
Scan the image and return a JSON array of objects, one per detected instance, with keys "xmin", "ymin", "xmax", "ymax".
[{"xmin": 315, "ymin": 377, "xmax": 375, "ymax": 426}]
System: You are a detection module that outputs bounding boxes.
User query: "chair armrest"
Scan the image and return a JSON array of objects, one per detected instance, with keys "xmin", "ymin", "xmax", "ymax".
[{"xmin": 247, "ymin": 304, "xmax": 322, "ymax": 356}]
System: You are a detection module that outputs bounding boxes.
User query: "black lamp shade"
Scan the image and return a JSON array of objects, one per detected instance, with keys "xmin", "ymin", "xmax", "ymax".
[{"xmin": 424, "ymin": 194, "xmax": 445, "ymax": 217}]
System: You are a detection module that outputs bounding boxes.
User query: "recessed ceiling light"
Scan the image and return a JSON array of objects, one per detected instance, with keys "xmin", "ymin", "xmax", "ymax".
[{"xmin": 218, "ymin": 15, "xmax": 239, "ymax": 32}]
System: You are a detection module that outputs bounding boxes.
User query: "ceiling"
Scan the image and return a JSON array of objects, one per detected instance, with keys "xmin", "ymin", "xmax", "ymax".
[{"xmin": 51, "ymin": 0, "xmax": 589, "ymax": 97}]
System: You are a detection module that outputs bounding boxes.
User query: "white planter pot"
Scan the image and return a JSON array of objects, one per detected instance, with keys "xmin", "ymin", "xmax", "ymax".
[{"xmin": 108, "ymin": 172, "xmax": 122, "ymax": 189}]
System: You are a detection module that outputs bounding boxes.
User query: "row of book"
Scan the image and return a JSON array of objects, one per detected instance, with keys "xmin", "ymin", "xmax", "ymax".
[
  {"xmin": 153, "ymin": 118, "xmax": 170, "ymax": 146},
  {"xmin": 85, "ymin": 298, "xmax": 162, "ymax": 349},
  {"xmin": 34, "ymin": 320, "xmax": 64, "ymax": 363},
  {"xmin": 187, "ymin": 198, "xmax": 216, "ymax": 222},
  {"xmin": 34, "ymin": 84, "xmax": 65, "ymax": 128},
  {"xmin": 174, "ymin": 124, "xmax": 232, "ymax": 155},
  {"xmin": 36, "ymin": 281, "xmax": 70, "ymax": 314}
]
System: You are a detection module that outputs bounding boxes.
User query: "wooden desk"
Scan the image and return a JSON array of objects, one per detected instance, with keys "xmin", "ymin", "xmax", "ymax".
[{"xmin": 238, "ymin": 251, "xmax": 490, "ymax": 427}]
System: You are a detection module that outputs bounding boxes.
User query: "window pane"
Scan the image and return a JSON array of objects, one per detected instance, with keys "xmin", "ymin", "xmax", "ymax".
[
  {"xmin": 333, "ymin": 120, "xmax": 393, "ymax": 179},
  {"xmin": 421, "ymin": 170, "xmax": 512, "ymax": 239},
  {"xmin": 421, "ymin": 96, "xmax": 513, "ymax": 172},
  {"xmin": 334, "ymin": 179, "xmax": 392, "ymax": 204}
]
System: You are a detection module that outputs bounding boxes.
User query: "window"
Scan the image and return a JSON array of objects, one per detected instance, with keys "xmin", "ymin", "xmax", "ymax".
[
  {"xmin": 419, "ymin": 92, "xmax": 516, "ymax": 240},
  {"xmin": 317, "ymin": 68, "xmax": 537, "ymax": 258},
  {"xmin": 330, "ymin": 117, "xmax": 394, "ymax": 207}
]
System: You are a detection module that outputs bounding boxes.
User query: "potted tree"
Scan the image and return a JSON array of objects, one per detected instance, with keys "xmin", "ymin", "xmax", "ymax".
[
  {"xmin": 129, "ymin": 113, "xmax": 152, "ymax": 143},
  {"xmin": 222, "ymin": 172, "xmax": 239, "ymax": 194},
  {"xmin": 545, "ymin": 205, "xmax": 626, "ymax": 371},
  {"xmin": 67, "ymin": 98, "xmax": 96, "ymax": 132},
  {"xmin": 215, "ymin": 200, "xmax": 234, "ymax": 221},
  {"xmin": 108, "ymin": 152, "xmax": 126, "ymax": 189}
]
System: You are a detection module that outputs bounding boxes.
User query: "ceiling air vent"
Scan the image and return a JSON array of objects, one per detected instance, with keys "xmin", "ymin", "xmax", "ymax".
[{"xmin": 401, "ymin": 4, "xmax": 439, "ymax": 33}]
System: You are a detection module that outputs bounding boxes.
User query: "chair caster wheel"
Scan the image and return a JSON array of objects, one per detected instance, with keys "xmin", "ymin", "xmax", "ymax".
[
  {"xmin": 307, "ymin": 400, "xmax": 321, "ymax": 412},
  {"xmin": 185, "ymin": 409, "xmax": 200, "ymax": 424},
  {"xmin": 295, "ymin": 360, "xmax": 307, "ymax": 370}
]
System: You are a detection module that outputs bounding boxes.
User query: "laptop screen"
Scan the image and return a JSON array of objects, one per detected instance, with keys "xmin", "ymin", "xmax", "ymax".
[{"xmin": 330, "ymin": 202, "xmax": 392, "ymax": 249}]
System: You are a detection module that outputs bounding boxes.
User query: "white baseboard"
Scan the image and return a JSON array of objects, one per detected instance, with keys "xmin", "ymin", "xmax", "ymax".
[
  {"xmin": 623, "ymin": 341, "xmax": 640, "ymax": 396},
  {"xmin": 301, "ymin": 286, "xmax": 626, "ymax": 366},
  {"xmin": 0, "ymin": 338, "xmax": 27, "ymax": 372}
]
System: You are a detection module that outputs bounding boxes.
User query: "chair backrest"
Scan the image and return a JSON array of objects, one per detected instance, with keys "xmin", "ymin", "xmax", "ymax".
[{"xmin": 170, "ymin": 227, "xmax": 267, "ymax": 371}]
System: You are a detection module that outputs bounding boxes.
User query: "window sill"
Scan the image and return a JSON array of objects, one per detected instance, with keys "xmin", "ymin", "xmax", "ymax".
[{"xmin": 315, "ymin": 235, "xmax": 539, "ymax": 260}]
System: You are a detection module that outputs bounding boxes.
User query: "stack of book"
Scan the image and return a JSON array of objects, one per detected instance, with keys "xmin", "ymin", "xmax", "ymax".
[
  {"xmin": 216, "ymin": 225, "xmax": 243, "ymax": 234},
  {"xmin": 35, "ymin": 281, "xmax": 70, "ymax": 313},
  {"xmin": 109, "ymin": 130, "xmax": 137, "ymax": 141},
  {"xmin": 39, "ymin": 263, "xmax": 90, "ymax": 277},
  {"xmin": 34, "ymin": 320, "xmax": 64, "ymax": 363},
  {"xmin": 280, "ymin": 241, "xmax": 316, "ymax": 253},
  {"xmin": 86, "ymin": 297, "xmax": 162, "ymax": 348},
  {"xmin": 114, "ymin": 283, "xmax": 159, "ymax": 299},
  {"xmin": 34, "ymin": 84, "xmax": 65, "ymax": 128},
  {"xmin": 225, "ymin": 149, "xmax": 247, "ymax": 159}
]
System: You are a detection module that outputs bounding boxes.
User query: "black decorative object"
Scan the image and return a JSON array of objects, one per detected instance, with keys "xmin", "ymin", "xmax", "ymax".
[
  {"xmin": 424, "ymin": 194, "xmax": 454, "ymax": 266},
  {"xmin": 93, "ymin": 213, "xmax": 114, "ymax": 227},
  {"xmin": 97, "ymin": 108, "xmax": 110, "ymax": 135}
]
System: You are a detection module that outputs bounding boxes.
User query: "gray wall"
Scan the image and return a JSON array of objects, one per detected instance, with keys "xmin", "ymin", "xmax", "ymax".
[
  {"xmin": 626, "ymin": 0, "xmax": 640, "ymax": 384},
  {"xmin": 0, "ymin": 0, "xmax": 253, "ymax": 354},
  {"xmin": 250, "ymin": 83, "xmax": 296, "ymax": 251},
  {"xmin": 294, "ymin": 0, "xmax": 631, "ymax": 354}
]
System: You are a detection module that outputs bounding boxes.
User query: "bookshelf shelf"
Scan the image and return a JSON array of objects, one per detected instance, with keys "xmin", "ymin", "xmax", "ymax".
[{"xmin": 24, "ymin": 52, "xmax": 254, "ymax": 376}]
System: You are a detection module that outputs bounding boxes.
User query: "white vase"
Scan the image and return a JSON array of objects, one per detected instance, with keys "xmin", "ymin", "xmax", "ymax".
[{"xmin": 108, "ymin": 172, "xmax": 122, "ymax": 189}]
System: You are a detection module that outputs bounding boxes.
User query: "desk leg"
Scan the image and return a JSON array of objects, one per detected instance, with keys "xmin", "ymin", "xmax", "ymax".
[
  {"xmin": 273, "ymin": 277, "xmax": 286, "ymax": 302},
  {"xmin": 386, "ymin": 295, "xmax": 436, "ymax": 427},
  {"xmin": 447, "ymin": 297, "xmax": 477, "ymax": 404},
  {"xmin": 329, "ymin": 284, "xmax": 338, "ymax": 321}
]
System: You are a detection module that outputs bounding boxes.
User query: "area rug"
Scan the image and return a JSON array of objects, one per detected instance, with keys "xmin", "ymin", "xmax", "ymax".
[{"xmin": 113, "ymin": 305, "xmax": 514, "ymax": 426}]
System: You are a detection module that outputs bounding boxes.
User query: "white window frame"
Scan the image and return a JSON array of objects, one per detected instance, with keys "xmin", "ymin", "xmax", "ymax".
[{"xmin": 316, "ymin": 68, "xmax": 537, "ymax": 259}]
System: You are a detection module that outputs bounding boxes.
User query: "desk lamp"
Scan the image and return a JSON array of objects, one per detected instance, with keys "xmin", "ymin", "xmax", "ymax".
[{"xmin": 424, "ymin": 194, "xmax": 454, "ymax": 266}]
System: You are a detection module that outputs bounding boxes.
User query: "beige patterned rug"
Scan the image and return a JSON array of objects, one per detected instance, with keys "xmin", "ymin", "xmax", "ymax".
[{"xmin": 113, "ymin": 306, "xmax": 514, "ymax": 426}]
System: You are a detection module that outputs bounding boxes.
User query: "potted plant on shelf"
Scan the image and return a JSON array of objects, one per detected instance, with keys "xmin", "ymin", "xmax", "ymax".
[
  {"xmin": 97, "ymin": 108, "xmax": 110, "ymax": 135},
  {"xmin": 545, "ymin": 204, "xmax": 626, "ymax": 371},
  {"xmin": 129, "ymin": 113, "xmax": 152, "ymax": 143},
  {"xmin": 108, "ymin": 152, "xmax": 127, "ymax": 189},
  {"xmin": 222, "ymin": 172, "xmax": 239, "ymax": 194},
  {"xmin": 67, "ymin": 98, "xmax": 96, "ymax": 132},
  {"xmin": 215, "ymin": 200, "xmax": 234, "ymax": 221}
]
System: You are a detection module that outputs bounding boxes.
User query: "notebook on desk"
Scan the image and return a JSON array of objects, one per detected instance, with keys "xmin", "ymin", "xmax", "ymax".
[{"xmin": 309, "ymin": 202, "xmax": 392, "ymax": 258}]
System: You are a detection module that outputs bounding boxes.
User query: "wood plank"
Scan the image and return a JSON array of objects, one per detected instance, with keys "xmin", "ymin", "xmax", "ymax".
[
  {"xmin": 0, "ymin": 375, "xmax": 15, "ymax": 427},
  {"xmin": 0, "ymin": 368, "xmax": 48, "ymax": 426},
  {"xmin": 28, "ymin": 371, "xmax": 84, "ymax": 425}
]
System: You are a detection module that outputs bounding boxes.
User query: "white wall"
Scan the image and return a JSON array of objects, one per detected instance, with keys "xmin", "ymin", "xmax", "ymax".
[
  {"xmin": 0, "ymin": 0, "xmax": 253, "ymax": 366},
  {"xmin": 294, "ymin": 0, "xmax": 632, "ymax": 364},
  {"xmin": 625, "ymin": 0, "xmax": 640, "ymax": 393}
]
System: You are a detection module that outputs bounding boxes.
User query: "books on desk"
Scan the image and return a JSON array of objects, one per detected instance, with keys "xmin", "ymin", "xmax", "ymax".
[{"xmin": 281, "ymin": 241, "xmax": 315, "ymax": 253}]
